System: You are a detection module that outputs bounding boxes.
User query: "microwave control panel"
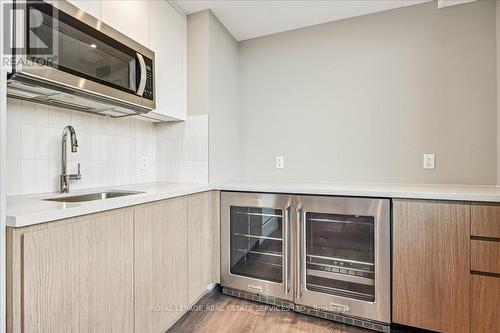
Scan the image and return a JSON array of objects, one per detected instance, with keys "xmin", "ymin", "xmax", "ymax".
[{"xmin": 143, "ymin": 57, "xmax": 154, "ymax": 101}]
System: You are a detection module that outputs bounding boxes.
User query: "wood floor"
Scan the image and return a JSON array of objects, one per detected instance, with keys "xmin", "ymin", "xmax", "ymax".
[{"xmin": 167, "ymin": 288, "xmax": 427, "ymax": 333}]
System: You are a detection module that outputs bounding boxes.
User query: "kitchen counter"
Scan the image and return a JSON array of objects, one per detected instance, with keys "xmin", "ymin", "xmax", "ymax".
[
  {"xmin": 6, "ymin": 183, "xmax": 211, "ymax": 227},
  {"xmin": 218, "ymin": 181, "xmax": 500, "ymax": 202},
  {"xmin": 8, "ymin": 180, "xmax": 500, "ymax": 227}
]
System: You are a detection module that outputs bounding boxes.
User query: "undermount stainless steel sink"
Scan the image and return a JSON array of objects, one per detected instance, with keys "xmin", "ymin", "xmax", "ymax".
[{"xmin": 44, "ymin": 191, "xmax": 145, "ymax": 203}]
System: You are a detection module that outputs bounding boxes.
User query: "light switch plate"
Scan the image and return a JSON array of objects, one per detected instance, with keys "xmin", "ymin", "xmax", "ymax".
[
  {"xmin": 275, "ymin": 156, "xmax": 284, "ymax": 169},
  {"xmin": 423, "ymin": 154, "xmax": 435, "ymax": 170}
]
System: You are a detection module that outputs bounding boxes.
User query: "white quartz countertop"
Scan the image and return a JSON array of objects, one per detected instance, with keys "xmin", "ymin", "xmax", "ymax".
[
  {"xmin": 8, "ymin": 181, "xmax": 500, "ymax": 227},
  {"xmin": 6, "ymin": 183, "xmax": 211, "ymax": 227},
  {"xmin": 218, "ymin": 181, "xmax": 500, "ymax": 202}
]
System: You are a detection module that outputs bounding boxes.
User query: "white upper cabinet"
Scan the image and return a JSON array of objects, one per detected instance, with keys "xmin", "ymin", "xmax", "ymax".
[
  {"xmin": 101, "ymin": 0, "xmax": 151, "ymax": 47},
  {"xmin": 67, "ymin": 0, "xmax": 102, "ymax": 19},
  {"xmin": 65, "ymin": 0, "xmax": 187, "ymax": 121},
  {"xmin": 149, "ymin": 1, "xmax": 187, "ymax": 120}
]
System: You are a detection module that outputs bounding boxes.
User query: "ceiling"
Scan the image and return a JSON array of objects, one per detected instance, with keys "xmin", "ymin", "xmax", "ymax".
[{"xmin": 173, "ymin": 0, "xmax": 431, "ymax": 41}]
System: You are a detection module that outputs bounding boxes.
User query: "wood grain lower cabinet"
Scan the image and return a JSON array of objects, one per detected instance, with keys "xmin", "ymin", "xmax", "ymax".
[
  {"xmin": 134, "ymin": 192, "xmax": 220, "ymax": 332},
  {"xmin": 7, "ymin": 192, "xmax": 220, "ymax": 333},
  {"xmin": 187, "ymin": 192, "xmax": 215, "ymax": 304},
  {"xmin": 392, "ymin": 200, "xmax": 470, "ymax": 333},
  {"xmin": 134, "ymin": 197, "xmax": 189, "ymax": 333},
  {"xmin": 7, "ymin": 208, "xmax": 134, "ymax": 333},
  {"xmin": 211, "ymin": 191, "xmax": 221, "ymax": 284},
  {"xmin": 471, "ymin": 275, "xmax": 500, "ymax": 333}
]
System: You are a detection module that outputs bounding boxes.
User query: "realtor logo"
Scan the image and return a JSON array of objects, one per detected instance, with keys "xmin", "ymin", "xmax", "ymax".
[{"xmin": 3, "ymin": 1, "xmax": 56, "ymax": 67}]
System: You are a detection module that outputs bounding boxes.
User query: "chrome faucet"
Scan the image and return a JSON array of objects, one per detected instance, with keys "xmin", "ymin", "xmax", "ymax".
[{"xmin": 60, "ymin": 125, "xmax": 82, "ymax": 193}]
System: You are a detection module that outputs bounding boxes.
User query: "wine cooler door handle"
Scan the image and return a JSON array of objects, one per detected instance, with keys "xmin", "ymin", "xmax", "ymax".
[
  {"xmin": 296, "ymin": 207, "xmax": 304, "ymax": 299},
  {"xmin": 283, "ymin": 205, "xmax": 291, "ymax": 295}
]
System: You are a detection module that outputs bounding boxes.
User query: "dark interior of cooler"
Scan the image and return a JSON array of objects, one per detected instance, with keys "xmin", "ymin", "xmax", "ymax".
[
  {"xmin": 230, "ymin": 206, "xmax": 283, "ymax": 283},
  {"xmin": 305, "ymin": 212, "xmax": 375, "ymax": 302}
]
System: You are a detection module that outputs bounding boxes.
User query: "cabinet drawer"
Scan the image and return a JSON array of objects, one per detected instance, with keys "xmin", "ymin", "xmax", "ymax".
[
  {"xmin": 471, "ymin": 275, "xmax": 500, "ymax": 333},
  {"xmin": 471, "ymin": 240, "xmax": 500, "ymax": 275},
  {"xmin": 471, "ymin": 205, "xmax": 500, "ymax": 239}
]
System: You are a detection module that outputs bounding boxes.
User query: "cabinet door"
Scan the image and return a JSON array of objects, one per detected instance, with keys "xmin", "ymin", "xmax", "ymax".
[
  {"xmin": 134, "ymin": 197, "xmax": 188, "ymax": 333},
  {"xmin": 187, "ymin": 192, "xmax": 214, "ymax": 304},
  {"xmin": 392, "ymin": 200, "xmax": 470, "ymax": 333},
  {"xmin": 471, "ymin": 275, "xmax": 500, "ymax": 333},
  {"xmin": 22, "ymin": 209, "xmax": 134, "ymax": 333},
  {"xmin": 67, "ymin": 0, "xmax": 101, "ymax": 19},
  {"xmin": 212, "ymin": 191, "xmax": 221, "ymax": 284},
  {"xmin": 101, "ymin": 0, "xmax": 150, "ymax": 47},
  {"xmin": 149, "ymin": 0, "xmax": 187, "ymax": 120}
]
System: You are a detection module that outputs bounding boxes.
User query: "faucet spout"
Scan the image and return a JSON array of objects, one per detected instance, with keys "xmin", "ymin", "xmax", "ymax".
[
  {"xmin": 60, "ymin": 125, "xmax": 82, "ymax": 193},
  {"xmin": 63, "ymin": 125, "xmax": 78, "ymax": 152}
]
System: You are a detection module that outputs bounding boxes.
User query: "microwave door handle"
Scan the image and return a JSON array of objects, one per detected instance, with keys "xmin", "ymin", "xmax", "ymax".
[{"xmin": 136, "ymin": 53, "xmax": 147, "ymax": 96}]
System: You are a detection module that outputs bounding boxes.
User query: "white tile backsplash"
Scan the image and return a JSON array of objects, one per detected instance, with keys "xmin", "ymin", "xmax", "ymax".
[
  {"xmin": 6, "ymin": 122, "xmax": 21, "ymax": 160},
  {"xmin": 6, "ymin": 159, "xmax": 21, "ymax": 196},
  {"xmin": 21, "ymin": 159, "xmax": 36, "ymax": 194},
  {"xmin": 6, "ymin": 99, "xmax": 157, "ymax": 196},
  {"xmin": 6, "ymin": 99, "xmax": 208, "ymax": 196},
  {"xmin": 35, "ymin": 159, "xmax": 49, "ymax": 193},
  {"xmin": 156, "ymin": 115, "xmax": 209, "ymax": 184},
  {"xmin": 21, "ymin": 124, "xmax": 36, "ymax": 159}
]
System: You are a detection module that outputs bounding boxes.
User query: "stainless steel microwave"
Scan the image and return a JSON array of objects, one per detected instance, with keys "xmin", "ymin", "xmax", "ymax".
[{"xmin": 7, "ymin": 0, "xmax": 155, "ymax": 117}]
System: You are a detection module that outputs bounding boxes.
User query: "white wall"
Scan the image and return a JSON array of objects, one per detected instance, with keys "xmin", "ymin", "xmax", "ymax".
[
  {"xmin": 497, "ymin": 0, "xmax": 500, "ymax": 184},
  {"xmin": 6, "ymin": 100, "xmax": 156, "ymax": 196},
  {"xmin": 239, "ymin": 0, "xmax": 497, "ymax": 185},
  {"xmin": 187, "ymin": 10, "xmax": 239, "ymax": 183},
  {"xmin": 208, "ymin": 11, "xmax": 240, "ymax": 183},
  {"xmin": 187, "ymin": 11, "xmax": 210, "ymax": 117}
]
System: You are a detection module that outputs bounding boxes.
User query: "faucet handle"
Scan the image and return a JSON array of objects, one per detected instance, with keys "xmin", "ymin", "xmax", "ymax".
[{"xmin": 69, "ymin": 163, "xmax": 82, "ymax": 181}]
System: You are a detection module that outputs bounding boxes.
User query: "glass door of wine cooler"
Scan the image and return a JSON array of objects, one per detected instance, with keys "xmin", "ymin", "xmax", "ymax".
[
  {"xmin": 305, "ymin": 211, "xmax": 376, "ymax": 302},
  {"xmin": 221, "ymin": 192, "xmax": 293, "ymax": 302},
  {"xmin": 230, "ymin": 206, "xmax": 284, "ymax": 283},
  {"xmin": 295, "ymin": 196, "xmax": 391, "ymax": 324}
]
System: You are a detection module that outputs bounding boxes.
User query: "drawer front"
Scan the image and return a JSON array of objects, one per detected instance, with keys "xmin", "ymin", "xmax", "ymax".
[
  {"xmin": 471, "ymin": 275, "xmax": 500, "ymax": 333},
  {"xmin": 471, "ymin": 205, "xmax": 500, "ymax": 239},
  {"xmin": 471, "ymin": 240, "xmax": 500, "ymax": 275}
]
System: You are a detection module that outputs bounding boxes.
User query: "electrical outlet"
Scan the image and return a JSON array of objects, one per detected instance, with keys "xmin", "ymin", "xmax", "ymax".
[
  {"xmin": 141, "ymin": 156, "xmax": 148, "ymax": 170},
  {"xmin": 275, "ymin": 156, "xmax": 284, "ymax": 169},
  {"xmin": 423, "ymin": 154, "xmax": 435, "ymax": 170}
]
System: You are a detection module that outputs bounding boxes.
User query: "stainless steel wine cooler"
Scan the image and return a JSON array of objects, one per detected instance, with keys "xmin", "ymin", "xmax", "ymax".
[{"xmin": 220, "ymin": 192, "xmax": 391, "ymax": 332}]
